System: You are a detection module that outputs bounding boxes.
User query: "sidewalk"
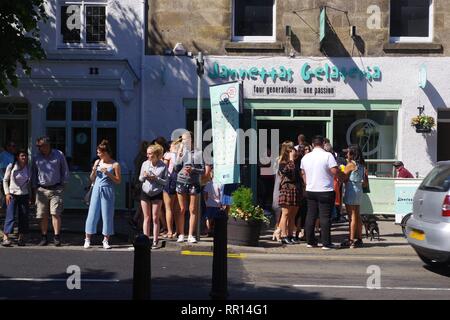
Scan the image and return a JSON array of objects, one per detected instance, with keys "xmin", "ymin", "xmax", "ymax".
[{"xmin": 0, "ymin": 211, "xmax": 415, "ymax": 256}]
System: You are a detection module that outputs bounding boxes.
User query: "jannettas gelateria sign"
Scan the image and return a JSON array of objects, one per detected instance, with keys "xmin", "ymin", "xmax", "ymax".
[{"xmin": 208, "ymin": 62, "xmax": 381, "ymax": 82}]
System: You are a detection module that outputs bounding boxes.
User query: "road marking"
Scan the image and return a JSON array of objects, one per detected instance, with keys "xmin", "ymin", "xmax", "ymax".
[
  {"xmin": 293, "ymin": 284, "xmax": 450, "ymax": 291},
  {"xmin": 181, "ymin": 250, "xmax": 246, "ymax": 259},
  {"xmin": 0, "ymin": 278, "xmax": 120, "ymax": 283}
]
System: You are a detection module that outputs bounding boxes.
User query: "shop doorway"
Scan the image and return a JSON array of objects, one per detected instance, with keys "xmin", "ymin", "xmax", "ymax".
[
  {"xmin": 256, "ymin": 120, "xmax": 327, "ymax": 209},
  {"xmin": 437, "ymin": 110, "xmax": 450, "ymax": 161}
]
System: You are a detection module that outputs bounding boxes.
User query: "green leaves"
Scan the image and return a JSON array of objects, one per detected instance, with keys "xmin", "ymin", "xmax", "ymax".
[
  {"xmin": 230, "ymin": 186, "xmax": 270, "ymax": 224},
  {"xmin": 0, "ymin": 0, "xmax": 48, "ymax": 95}
]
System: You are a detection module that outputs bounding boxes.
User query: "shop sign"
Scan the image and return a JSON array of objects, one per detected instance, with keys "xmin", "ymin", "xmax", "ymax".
[
  {"xmin": 208, "ymin": 62, "xmax": 381, "ymax": 83},
  {"xmin": 252, "ymin": 85, "xmax": 335, "ymax": 97}
]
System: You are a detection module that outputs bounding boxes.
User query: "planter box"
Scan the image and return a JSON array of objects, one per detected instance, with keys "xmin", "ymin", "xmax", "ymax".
[{"xmin": 227, "ymin": 218, "xmax": 262, "ymax": 247}]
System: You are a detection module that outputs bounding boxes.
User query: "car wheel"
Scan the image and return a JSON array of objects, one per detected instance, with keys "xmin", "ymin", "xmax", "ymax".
[
  {"xmin": 417, "ymin": 253, "xmax": 449, "ymax": 269},
  {"xmin": 401, "ymin": 213, "xmax": 412, "ymax": 237}
]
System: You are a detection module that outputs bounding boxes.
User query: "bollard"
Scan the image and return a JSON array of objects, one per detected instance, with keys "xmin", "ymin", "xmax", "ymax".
[
  {"xmin": 133, "ymin": 234, "xmax": 151, "ymax": 300},
  {"xmin": 210, "ymin": 212, "xmax": 228, "ymax": 300}
]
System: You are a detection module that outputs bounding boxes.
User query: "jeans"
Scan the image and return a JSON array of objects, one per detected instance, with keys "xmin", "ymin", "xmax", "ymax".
[
  {"xmin": 3, "ymin": 194, "xmax": 29, "ymax": 234},
  {"xmin": 305, "ymin": 191, "xmax": 335, "ymax": 247}
]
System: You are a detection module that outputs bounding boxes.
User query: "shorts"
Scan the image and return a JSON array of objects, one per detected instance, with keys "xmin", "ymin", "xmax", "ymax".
[
  {"xmin": 176, "ymin": 182, "xmax": 201, "ymax": 195},
  {"xmin": 163, "ymin": 171, "xmax": 177, "ymax": 195},
  {"xmin": 36, "ymin": 186, "xmax": 64, "ymax": 218},
  {"xmin": 141, "ymin": 191, "xmax": 163, "ymax": 202}
]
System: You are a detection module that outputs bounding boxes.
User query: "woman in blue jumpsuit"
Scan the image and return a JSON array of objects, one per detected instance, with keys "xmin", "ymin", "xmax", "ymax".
[{"xmin": 84, "ymin": 140, "xmax": 122, "ymax": 249}]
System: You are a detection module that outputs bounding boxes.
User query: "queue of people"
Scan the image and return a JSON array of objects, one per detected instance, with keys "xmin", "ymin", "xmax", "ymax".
[{"xmin": 1, "ymin": 131, "xmax": 417, "ymax": 249}]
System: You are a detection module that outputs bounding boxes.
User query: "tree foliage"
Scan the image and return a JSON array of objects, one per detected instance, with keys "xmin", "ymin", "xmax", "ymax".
[{"xmin": 0, "ymin": 0, "xmax": 47, "ymax": 95}]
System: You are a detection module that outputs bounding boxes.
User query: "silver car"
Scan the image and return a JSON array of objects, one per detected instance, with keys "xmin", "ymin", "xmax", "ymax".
[{"xmin": 406, "ymin": 161, "xmax": 450, "ymax": 268}]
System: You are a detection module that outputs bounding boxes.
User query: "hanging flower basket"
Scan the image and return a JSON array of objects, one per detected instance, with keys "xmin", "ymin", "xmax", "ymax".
[{"xmin": 411, "ymin": 115, "xmax": 435, "ymax": 133}]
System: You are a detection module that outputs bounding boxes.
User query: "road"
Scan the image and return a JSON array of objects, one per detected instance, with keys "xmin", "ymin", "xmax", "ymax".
[{"xmin": 0, "ymin": 246, "xmax": 449, "ymax": 300}]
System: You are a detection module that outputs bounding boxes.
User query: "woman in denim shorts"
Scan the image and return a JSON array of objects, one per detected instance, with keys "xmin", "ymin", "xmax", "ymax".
[
  {"xmin": 174, "ymin": 132, "xmax": 204, "ymax": 244},
  {"xmin": 162, "ymin": 140, "xmax": 180, "ymax": 240}
]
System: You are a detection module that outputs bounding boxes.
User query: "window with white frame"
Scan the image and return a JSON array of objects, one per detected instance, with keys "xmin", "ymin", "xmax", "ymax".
[
  {"xmin": 46, "ymin": 100, "xmax": 118, "ymax": 171},
  {"xmin": 390, "ymin": 0, "xmax": 433, "ymax": 43},
  {"xmin": 59, "ymin": 1, "xmax": 107, "ymax": 47},
  {"xmin": 232, "ymin": 0, "xmax": 276, "ymax": 42}
]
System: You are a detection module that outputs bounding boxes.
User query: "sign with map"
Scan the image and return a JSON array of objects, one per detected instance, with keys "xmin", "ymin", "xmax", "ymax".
[{"xmin": 209, "ymin": 82, "xmax": 241, "ymax": 184}]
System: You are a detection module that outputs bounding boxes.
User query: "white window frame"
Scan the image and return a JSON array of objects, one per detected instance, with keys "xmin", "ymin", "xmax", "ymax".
[
  {"xmin": 57, "ymin": 0, "xmax": 109, "ymax": 49},
  {"xmin": 389, "ymin": 0, "xmax": 434, "ymax": 43},
  {"xmin": 232, "ymin": 0, "xmax": 276, "ymax": 43},
  {"xmin": 45, "ymin": 99, "xmax": 119, "ymax": 166}
]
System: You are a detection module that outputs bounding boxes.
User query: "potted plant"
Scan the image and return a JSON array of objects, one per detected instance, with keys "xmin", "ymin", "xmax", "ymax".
[
  {"xmin": 411, "ymin": 114, "xmax": 435, "ymax": 133},
  {"xmin": 228, "ymin": 186, "xmax": 269, "ymax": 246}
]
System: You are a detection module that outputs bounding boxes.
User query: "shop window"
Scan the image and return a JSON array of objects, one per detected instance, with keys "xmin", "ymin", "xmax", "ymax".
[
  {"xmin": 253, "ymin": 109, "xmax": 290, "ymax": 116},
  {"xmin": 97, "ymin": 101, "xmax": 116, "ymax": 121},
  {"xmin": 45, "ymin": 100, "xmax": 117, "ymax": 171},
  {"xmin": 72, "ymin": 101, "xmax": 91, "ymax": 121},
  {"xmin": 97, "ymin": 127, "xmax": 117, "ymax": 159},
  {"xmin": 333, "ymin": 111, "xmax": 397, "ymax": 176},
  {"xmin": 59, "ymin": 2, "xmax": 107, "ymax": 47},
  {"xmin": 46, "ymin": 101, "xmax": 66, "ymax": 121},
  {"xmin": 233, "ymin": 0, "xmax": 275, "ymax": 42},
  {"xmin": 46, "ymin": 127, "xmax": 66, "ymax": 155},
  {"xmin": 293, "ymin": 110, "xmax": 331, "ymax": 117},
  {"xmin": 390, "ymin": 0, "xmax": 433, "ymax": 43}
]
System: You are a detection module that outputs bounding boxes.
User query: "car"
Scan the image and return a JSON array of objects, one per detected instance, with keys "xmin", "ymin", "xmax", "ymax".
[{"xmin": 406, "ymin": 161, "xmax": 450, "ymax": 268}]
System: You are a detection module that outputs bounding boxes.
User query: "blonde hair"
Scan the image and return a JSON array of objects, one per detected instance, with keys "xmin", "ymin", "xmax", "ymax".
[
  {"xmin": 147, "ymin": 144, "xmax": 164, "ymax": 159},
  {"xmin": 279, "ymin": 141, "xmax": 295, "ymax": 164}
]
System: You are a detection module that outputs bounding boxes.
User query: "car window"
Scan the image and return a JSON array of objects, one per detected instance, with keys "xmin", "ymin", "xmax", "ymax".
[{"xmin": 419, "ymin": 165, "xmax": 450, "ymax": 192}]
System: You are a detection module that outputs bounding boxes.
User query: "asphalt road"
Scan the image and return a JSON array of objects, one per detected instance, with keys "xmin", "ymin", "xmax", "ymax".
[{"xmin": 0, "ymin": 247, "xmax": 449, "ymax": 300}]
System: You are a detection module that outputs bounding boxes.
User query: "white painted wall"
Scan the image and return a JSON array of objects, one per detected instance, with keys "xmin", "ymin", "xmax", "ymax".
[{"xmin": 143, "ymin": 56, "xmax": 450, "ymax": 177}]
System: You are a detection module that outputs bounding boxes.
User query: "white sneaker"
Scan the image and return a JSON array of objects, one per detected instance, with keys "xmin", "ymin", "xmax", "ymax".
[
  {"xmin": 83, "ymin": 239, "xmax": 90, "ymax": 249},
  {"xmin": 187, "ymin": 236, "xmax": 197, "ymax": 243},
  {"xmin": 177, "ymin": 234, "xmax": 185, "ymax": 243},
  {"xmin": 102, "ymin": 239, "xmax": 111, "ymax": 249}
]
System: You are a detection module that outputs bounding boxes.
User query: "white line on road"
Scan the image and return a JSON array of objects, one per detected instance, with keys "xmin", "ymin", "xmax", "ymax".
[
  {"xmin": 0, "ymin": 278, "xmax": 120, "ymax": 283},
  {"xmin": 293, "ymin": 284, "xmax": 450, "ymax": 291}
]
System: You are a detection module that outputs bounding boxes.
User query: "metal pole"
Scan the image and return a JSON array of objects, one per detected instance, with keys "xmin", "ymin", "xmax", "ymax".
[
  {"xmin": 196, "ymin": 52, "xmax": 204, "ymax": 241},
  {"xmin": 210, "ymin": 214, "xmax": 228, "ymax": 300},
  {"xmin": 132, "ymin": 234, "xmax": 151, "ymax": 300}
]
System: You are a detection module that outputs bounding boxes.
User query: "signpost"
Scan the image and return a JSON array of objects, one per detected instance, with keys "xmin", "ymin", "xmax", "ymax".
[{"xmin": 209, "ymin": 82, "xmax": 241, "ymax": 185}]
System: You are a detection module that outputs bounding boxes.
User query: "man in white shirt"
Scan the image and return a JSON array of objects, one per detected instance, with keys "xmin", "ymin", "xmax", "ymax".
[{"xmin": 300, "ymin": 135, "xmax": 340, "ymax": 250}]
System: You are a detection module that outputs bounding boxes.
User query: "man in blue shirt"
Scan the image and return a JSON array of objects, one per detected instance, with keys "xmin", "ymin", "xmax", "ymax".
[
  {"xmin": 0, "ymin": 141, "xmax": 17, "ymax": 209},
  {"xmin": 31, "ymin": 136, "xmax": 69, "ymax": 246}
]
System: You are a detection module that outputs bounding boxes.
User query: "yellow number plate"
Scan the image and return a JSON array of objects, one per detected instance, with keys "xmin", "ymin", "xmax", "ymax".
[{"xmin": 410, "ymin": 230, "xmax": 425, "ymax": 241}]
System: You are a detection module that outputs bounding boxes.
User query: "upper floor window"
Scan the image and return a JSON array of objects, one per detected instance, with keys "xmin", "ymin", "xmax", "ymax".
[
  {"xmin": 390, "ymin": 0, "xmax": 433, "ymax": 43},
  {"xmin": 59, "ymin": 1, "xmax": 107, "ymax": 48},
  {"xmin": 232, "ymin": 0, "xmax": 276, "ymax": 42}
]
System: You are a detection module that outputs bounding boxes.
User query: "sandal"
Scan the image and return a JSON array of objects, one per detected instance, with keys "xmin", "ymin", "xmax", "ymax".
[{"xmin": 340, "ymin": 239, "xmax": 353, "ymax": 248}]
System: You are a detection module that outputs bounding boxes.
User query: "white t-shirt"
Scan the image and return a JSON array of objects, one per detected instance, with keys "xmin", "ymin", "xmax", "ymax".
[
  {"xmin": 204, "ymin": 181, "xmax": 222, "ymax": 208},
  {"xmin": 300, "ymin": 147, "xmax": 338, "ymax": 192}
]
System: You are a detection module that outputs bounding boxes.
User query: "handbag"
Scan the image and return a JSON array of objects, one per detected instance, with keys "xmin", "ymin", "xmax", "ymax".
[
  {"xmin": 83, "ymin": 184, "xmax": 94, "ymax": 206},
  {"xmin": 362, "ymin": 168, "xmax": 370, "ymax": 193}
]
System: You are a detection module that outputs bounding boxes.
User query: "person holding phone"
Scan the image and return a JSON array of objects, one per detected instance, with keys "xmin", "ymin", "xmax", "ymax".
[{"xmin": 174, "ymin": 131, "xmax": 204, "ymax": 243}]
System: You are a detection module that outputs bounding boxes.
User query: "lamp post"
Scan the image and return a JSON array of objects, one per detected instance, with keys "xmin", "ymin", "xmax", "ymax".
[{"xmin": 196, "ymin": 52, "xmax": 204, "ymax": 241}]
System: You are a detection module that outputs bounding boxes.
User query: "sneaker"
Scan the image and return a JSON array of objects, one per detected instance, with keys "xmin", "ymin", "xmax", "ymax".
[
  {"xmin": 176, "ymin": 234, "xmax": 185, "ymax": 243},
  {"xmin": 187, "ymin": 235, "xmax": 197, "ymax": 243},
  {"xmin": 306, "ymin": 243, "xmax": 317, "ymax": 248},
  {"xmin": 151, "ymin": 241, "xmax": 159, "ymax": 249},
  {"xmin": 1, "ymin": 239, "xmax": 12, "ymax": 247},
  {"xmin": 353, "ymin": 239, "xmax": 364, "ymax": 248},
  {"xmin": 322, "ymin": 244, "xmax": 336, "ymax": 250},
  {"xmin": 340, "ymin": 239, "xmax": 353, "ymax": 248},
  {"xmin": 54, "ymin": 236, "xmax": 61, "ymax": 247},
  {"xmin": 83, "ymin": 239, "xmax": 91, "ymax": 249},
  {"xmin": 38, "ymin": 235, "xmax": 48, "ymax": 246},
  {"xmin": 102, "ymin": 239, "xmax": 111, "ymax": 249}
]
